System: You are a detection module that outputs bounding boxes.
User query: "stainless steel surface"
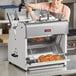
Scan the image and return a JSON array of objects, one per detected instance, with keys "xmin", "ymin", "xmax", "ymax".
[
  {"xmin": 28, "ymin": 63, "xmax": 65, "ymax": 71},
  {"xmin": 26, "ymin": 21, "xmax": 68, "ymax": 38}
]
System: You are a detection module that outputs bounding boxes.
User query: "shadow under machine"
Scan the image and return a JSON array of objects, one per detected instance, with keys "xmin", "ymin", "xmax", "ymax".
[{"xmin": 8, "ymin": 0, "xmax": 69, "ymax": 75}]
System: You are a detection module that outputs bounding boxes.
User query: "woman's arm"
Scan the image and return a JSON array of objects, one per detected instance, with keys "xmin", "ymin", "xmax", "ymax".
[
  {"xmin": 25, "ymin": 2, "xmax": 50, "ymax": 21},
  {"xmin": 26, "ymin": 2, "xmax": 50, "ymax": 12},
  {"xmin": 25, "ymin": 3, "xmax": 36, "ymax": 12},
  {"xmin": 25, "ymin": 3, "xmax": 38, "ymax": 21},
  {"xmin": 62, "ymin": 5, "xmax": 71, "ymax": 21}
]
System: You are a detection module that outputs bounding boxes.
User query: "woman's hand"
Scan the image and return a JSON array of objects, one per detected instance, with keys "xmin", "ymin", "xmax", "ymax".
[
  {"xmin": 25, "ymin": 3, "xmax": 32, "ymax": 12},
  {"xmin": 25, "ymin": 3, "xmax": 39, "ymax": 21},
  {"xmin": 29, "ymin": 11, "xmax": 39, "ymax": 21},
  {"xmin": 32, "ymin": 16, "xmax": 39, "ymax": 21}
]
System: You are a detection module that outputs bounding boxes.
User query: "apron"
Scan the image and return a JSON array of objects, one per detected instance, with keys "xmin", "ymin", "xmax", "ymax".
[{"xmin": 49, "ymin": 5, "xmax": 64, "ymax": 20}]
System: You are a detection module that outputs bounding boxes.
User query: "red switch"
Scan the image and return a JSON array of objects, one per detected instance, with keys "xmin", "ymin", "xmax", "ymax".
[{"xmin": 44, "ymin": 29, "xmax": 51, "ymax": 32}]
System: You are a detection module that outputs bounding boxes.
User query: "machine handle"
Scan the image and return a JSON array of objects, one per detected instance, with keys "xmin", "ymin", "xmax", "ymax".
[
  {"xmin": 11, "ymin": 53, "xmax": 18, "ymax": 57},
  {"xmin": 26, "ymin": 57, "xmax": 38, "ymax": 65},
  {"xmin": 19, "ymin": 0, "xmax": 25, "ymax": 12},
  {"xmin": 19, "ymin": 3, "xmax": 24, "ymax": 12},
  {"xmin": 26, "ymin": 57, "xmax": 31, "ymax": 65},
  {"xmin": 14, "ymin": 11, "xmax": 19, "ymax": 20}
]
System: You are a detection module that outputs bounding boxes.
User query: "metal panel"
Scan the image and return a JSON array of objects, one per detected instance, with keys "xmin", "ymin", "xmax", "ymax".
[{"xmin": 26, "ymin": 21, "xmax": 68, "ymax": 38}]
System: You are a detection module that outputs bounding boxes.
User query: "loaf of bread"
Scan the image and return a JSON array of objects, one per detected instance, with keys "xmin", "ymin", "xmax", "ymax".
[
  {"xmin": 38, "ymin": 54, "xmax": 63, "ymax": 62},
  {"xmin": 31, "ymin": 37, "xmax": 45, "ymax": 42}
]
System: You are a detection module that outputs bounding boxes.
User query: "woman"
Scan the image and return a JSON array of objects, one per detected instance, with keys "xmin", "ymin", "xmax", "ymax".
[{"xmin": 26, "ymin": 0, "xmax": 71, "ymax": 21}]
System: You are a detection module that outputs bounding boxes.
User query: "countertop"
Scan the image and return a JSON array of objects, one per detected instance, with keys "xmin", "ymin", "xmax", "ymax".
[{"xmin": 0, "ymin": 52, "xmax": 76, "ymax": 76}]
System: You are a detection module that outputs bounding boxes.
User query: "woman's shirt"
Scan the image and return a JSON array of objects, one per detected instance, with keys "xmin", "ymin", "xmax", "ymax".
[{"xmin": 34, "ymin": 2, "xmax": 70, "ymax": 21}]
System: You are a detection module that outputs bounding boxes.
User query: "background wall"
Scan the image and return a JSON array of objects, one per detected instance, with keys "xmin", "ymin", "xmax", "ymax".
[
  {"xmin": 0, "ymin": 0, "xmax": 13, "ymax": 5},
  {"xmin": 73, "ymin": 3, "xmax": 76, "ymax": 29},
  {"xmin": 0, "ymin": 0, "xmax": 49, "ymax": 5}
]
